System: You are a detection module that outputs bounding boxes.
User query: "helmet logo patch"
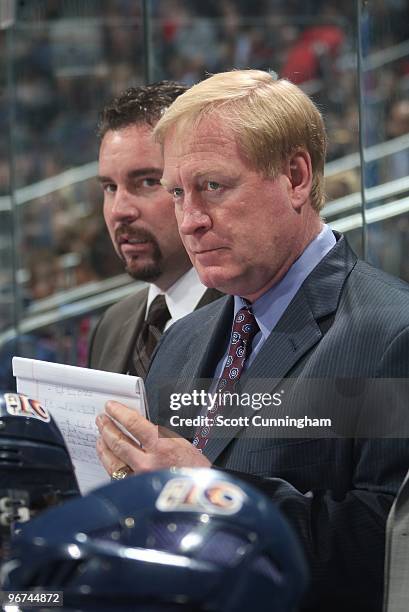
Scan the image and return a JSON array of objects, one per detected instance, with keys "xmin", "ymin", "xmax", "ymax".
[
  {"xmin": 4, "ymin": 393, "xmax": 50, "ymax": 423},
  {"xmin": 156, "ymin": 478, "xmax": 245, "ymax": 515}
]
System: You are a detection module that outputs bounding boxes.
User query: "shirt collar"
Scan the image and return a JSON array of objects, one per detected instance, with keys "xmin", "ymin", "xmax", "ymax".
[
  {"xmin": 147, "ymin": 267, "xmax": 208, "ymax": 325},
  {"xmin": 234, "ymin": 224, "xmax": 336, "ymax": 339}
]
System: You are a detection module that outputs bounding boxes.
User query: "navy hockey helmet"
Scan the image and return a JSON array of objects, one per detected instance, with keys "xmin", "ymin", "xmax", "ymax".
[
  {"xmin": 0, "ymin": 391, "xmax": 79, "ymax": 533},
  {"xmin": 3, "ymin": 468, "xmax": 308, "ymax": 611}
]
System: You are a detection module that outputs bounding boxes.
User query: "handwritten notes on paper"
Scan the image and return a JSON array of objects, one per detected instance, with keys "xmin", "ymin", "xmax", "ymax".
[{"xmin": 12, "ymin": 357, "xmax": 146, "ymax": 495}]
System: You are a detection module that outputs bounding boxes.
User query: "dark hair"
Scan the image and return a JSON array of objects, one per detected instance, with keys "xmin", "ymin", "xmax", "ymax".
[{"xmin": 97, "ymin": 81, "xmax": 188, "ymax": 140}]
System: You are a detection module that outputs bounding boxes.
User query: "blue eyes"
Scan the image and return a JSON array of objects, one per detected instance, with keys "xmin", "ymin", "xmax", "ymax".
[
  {"xmin": 207, "ymin": 181, "xmax": 221, "ymax": 191},
  {"xmin": 170, "ymin": 182, "xmax": 221, "ymax": 199}
]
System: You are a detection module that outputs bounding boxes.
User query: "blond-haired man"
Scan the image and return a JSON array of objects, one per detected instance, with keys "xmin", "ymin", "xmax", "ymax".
[{"xmin": 97, "ymin": 70, "xmax": 409, "ymax": 611}]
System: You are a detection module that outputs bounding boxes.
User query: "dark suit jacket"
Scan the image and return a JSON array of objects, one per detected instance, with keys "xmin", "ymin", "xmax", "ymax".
[
  {"xmin": 88, "ymin": 284, "xmax": 222, "ymax": 373},
  {"xmin": 145, "ymin": 235, "xmax": 409, "ymax": 612}
]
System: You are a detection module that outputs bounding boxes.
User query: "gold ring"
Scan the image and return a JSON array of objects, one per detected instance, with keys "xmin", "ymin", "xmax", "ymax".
[{"xmin": 111, "ymin": 465, "xmax": 132, "ymax": 480}]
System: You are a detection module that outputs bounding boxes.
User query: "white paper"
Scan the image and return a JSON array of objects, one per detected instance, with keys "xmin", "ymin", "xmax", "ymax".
[{"xmin": 12, "ymin": 357, "xmax": 146, "ymax": 495}]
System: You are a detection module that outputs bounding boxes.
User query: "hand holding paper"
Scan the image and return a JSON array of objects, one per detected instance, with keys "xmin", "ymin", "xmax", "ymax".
[
  {"xmin": 96, "ymin": 401, "xmax": 211, "ymax": 477},
  {"xmin": 12, "ymin": 357, "xmax": 147, "ymax": 494}
]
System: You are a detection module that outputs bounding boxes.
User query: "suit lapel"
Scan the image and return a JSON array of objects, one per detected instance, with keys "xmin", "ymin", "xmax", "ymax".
[
  {"xmin": 243, "ymin": 289, "xmax": 322, "ymax": 384},
  {"xmin": 108, "ymin": 290, "xmax": 148, "ymax": 373},
  {"xmin": 148, "ymin": 296, "xmax": 233, "ymax": 423},
  {"xmin": 176, "ymin": 288, "xmax": 225, "ymax": 386},
  {"xmin": 176, "ymin": 296, "xmax": 234, "ymax": 392},
  {"xmin": 204, "ymin": 235, "xmax": 357, "ymax": 464}
]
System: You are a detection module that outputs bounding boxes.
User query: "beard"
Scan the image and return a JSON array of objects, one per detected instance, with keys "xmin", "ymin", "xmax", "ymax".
[{"xmin": 115, "ymin": 225, "xmax": 164, "ymax": 282}]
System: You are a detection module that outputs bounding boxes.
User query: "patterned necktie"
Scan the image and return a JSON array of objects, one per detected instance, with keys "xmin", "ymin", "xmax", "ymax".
[
  {"xmin": 131, "ymin": 294, "xmax": 171, "ymax": 378},
  {"xmin": 193, "ymin": 306, "xmax": 259, "ymax": 452}
]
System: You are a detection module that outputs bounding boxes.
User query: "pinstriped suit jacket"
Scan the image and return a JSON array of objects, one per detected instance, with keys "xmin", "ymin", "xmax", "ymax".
[{"xmin": 146, "ymin": 235, "xmax": 409, "ymax": 612}]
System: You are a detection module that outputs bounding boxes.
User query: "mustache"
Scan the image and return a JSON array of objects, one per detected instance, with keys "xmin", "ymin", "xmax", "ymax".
[{"xmin": 115, "ymin": 225, "xmax": 157, "ymax": 245}]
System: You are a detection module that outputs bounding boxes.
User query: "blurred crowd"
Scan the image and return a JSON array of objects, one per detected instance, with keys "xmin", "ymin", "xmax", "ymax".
[{"xmin": 0, "ymin": 0, "xmax": 408, "ymax": 344}]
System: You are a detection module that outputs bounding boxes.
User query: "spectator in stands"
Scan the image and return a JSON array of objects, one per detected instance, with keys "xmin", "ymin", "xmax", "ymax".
[{"xmin": 385, "ymin": 98, "xmax": 409, "ymax": 181}]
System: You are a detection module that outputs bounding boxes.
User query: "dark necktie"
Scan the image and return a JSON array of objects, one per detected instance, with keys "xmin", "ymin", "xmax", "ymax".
[
  {"xmin": 193, "ymin": 305, "xmax": 259, "ymax": 452},
  {"xmin": 131, "ymin": 294, "xmax": 171, "ymax": 379}
]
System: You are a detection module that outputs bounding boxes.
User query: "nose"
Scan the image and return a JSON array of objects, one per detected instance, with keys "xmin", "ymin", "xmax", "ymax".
[
  {"xmin": 110, "ymin": 188, "xmax": 140, "ymax": 224},
  {"xmin": 178, "ymin": 197, "xmax": 211, "ymax": 236}
]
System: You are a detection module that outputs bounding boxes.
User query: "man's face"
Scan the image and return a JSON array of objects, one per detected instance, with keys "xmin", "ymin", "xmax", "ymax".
[
  {"xmin": 162, "ymin": 116, "xmax": 308, "ymax": 301},
  {"xmin": 98, "ymin": 123, "xmax": 191, "ymax": 289}
]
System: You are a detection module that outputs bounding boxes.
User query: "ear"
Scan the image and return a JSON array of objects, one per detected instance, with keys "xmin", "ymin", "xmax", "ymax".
[{"xmin": 285, "ymin": 150, "xmax": 313, "ymax": 211}]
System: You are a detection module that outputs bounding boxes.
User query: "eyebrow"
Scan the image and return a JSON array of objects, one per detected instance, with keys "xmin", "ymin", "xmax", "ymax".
[
  {"xmin": 161, "ymin": 169, "xmax": 238, "ymax": 189},
  {"xmin": 97, "ymin": 167, "xmax": 163, "ymax": 183}
]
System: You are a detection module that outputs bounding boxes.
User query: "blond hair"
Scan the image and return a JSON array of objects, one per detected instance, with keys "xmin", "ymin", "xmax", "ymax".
[{"xmin": 154, "ymin": 70, "xmax": 327, "ymax": 211}]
